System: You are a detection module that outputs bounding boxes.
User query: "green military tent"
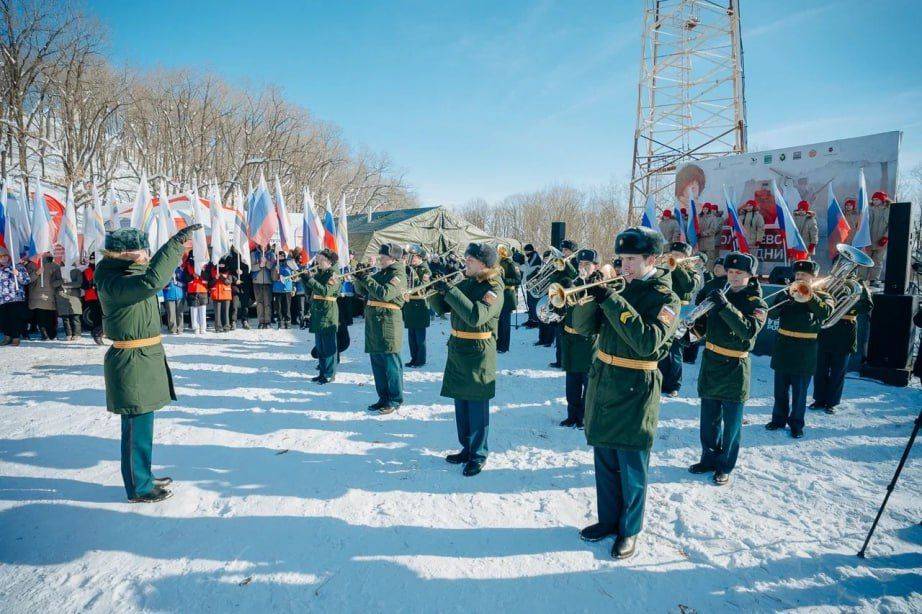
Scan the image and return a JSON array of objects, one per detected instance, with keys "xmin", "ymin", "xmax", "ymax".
[{"xmin": 347, "ymin": 206, "xmax": 519, "ymax": 262}]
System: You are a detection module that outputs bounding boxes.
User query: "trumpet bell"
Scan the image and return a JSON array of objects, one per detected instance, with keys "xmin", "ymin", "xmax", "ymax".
[
  {"xmin": 536, "ymin": 295, "xmax": 563, "ymax": 323},
  {"xmin": 834, "ymin": 243, "xmax": 874, "ymax": 268}
]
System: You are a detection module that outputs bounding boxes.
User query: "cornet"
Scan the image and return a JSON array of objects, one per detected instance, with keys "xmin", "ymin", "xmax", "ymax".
[
  {"xmin": 547, "ymin": 266, "xmax": 625, "ymax": 309},
  {"xmin": 403, "ymin": 270, "xmax": 465, "ymax": 300},
  {"xmin": 658, "ymin": 252, "xmax": 708, "ymax": 272}
]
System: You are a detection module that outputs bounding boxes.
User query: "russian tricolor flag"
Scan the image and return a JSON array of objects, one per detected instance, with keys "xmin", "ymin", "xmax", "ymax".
[
  {"xmin": 825, "ymin": 182, "xmax": 850, "ymax": 259},
  {"xmin": 673, "ymin": 205, "xmax": 687, "ymax": 243},
  {"xmin": 640, "ymin": 194, "xmax": 659, "ymax": 231},
  {"xmin": 771, "ymin": 179, "xmax": 808, "ymax": 261},
  {"xmin": 249, "ymin": 174, "xmax": 279, "ymax": 248},
  {"xmin": 686, "ymin": 197, "xmax": 699, "ymax": 248},
  {"xmin": 301, "ymin": 188, "xmax": 325, "ymax": 257},
  {"xmin": 723, "ymin": 185, "xmax": 750, "ymax": 253},
  {"xmin": 322, "ymin": 196, "xmax": 337, "ymax": 252},
  {"xmin": 851, "ymin": 168, "xmax": 872, "ymax": 249}
]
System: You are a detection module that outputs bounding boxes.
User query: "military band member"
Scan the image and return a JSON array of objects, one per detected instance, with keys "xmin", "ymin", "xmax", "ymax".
[
  {"xmin": 403, "ymin": 245, "xmax": 431, "ymax": 367},
  {"xmin": 548, "ymin": 239, "xmax": 580, "ymax": 368},
  {"xmin": 96, "ymin": 224, "xmax": 201, "ymax": 503},
  {"xmin": 688, "ymin": 252, "xmax": 766, "ymax": 485},
  {"xmin": 353, "ymin": 243, "xmax": 408, "ymax": 414},
  {"xmin": 659, "ymin": 241, "xmax": 701, "ymax": 396},
  {"xmin": 765, "ymin": 260, "xmax": 834, "ymax": 438},
  {"xmin": 430, "ymin": 243, "xmax": 504, "ymax": 477},
  {"xmin": 811, "ymin": 280, "xmax": 872, "ymax": 414},
  {"xmin": 497, "ymin": 245, "xmax": 521, "ymax": 354},
  {"xmin": 302, "ymin": 248, "xmax": 341, "ymax": 384},
  {"xmin": 558, "ymin": 249, "xmax": 603, "ymax": 428},
  {"xmin": 580, "ymin": 227, "xmax": 680, "ymax": 560}
]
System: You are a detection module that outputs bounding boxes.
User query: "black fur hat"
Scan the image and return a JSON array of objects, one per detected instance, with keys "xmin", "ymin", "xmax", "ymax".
[
  {"xmin": 464, "ymin": 242, "xmax": 498, "ymax": 267},
  {"xmin": 614, "ymin": 227, "xmax": 665, "ymax": 256},
  {"xmin": 724, "ymin": 252, "xmax": 756, "ymax": 275},
  {"xmin": 669, "ymin": 241, "xmax": 692, "ymax": 256},
  {"xmin": 319, "ymin": 248, "xmax": 339, "ymax": 265},
  {"xmin": 576, "ymin": 248, "xmax": 599, "ymax": 264},
  {"xmin": 378, "ymin": 243, "xmax": 404, "ymax": 260},
  {"xmin": 793, "ymin": 259, "xmax": 819, "ymax": 276},
  {"xmin": 560, "ymin": 239, "xmax": 578, "ymax": 252}
]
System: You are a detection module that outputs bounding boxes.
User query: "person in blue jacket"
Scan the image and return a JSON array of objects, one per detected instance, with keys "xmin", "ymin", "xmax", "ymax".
[
  {"xmin": 271, "ymin": 250, "xmax": 294, "ymax": 329},
  {"xmin": 162, "ymin": 267, "xmax": 185, "ymax": 334}
]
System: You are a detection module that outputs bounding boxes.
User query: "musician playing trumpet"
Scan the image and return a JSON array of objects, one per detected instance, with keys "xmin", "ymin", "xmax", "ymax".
[
  {"xmin": 557, "ymin": 249, "xmax": 605, "ymax": 429},
  {"xmin": 659, "ymin": 242, "xmax": 703, "ymax": 397},
  {"xmin": 687, "ymin": 252, "xmax": 766, "ymax": 486},
  {"xmin": 403, "ymin": 245, "xmax": 431, "ymax": 368},
  {"xmin": 301, "ymin": 248, "xmax": 341, "ymax": 384},
  {"xmin": 765, "ymin": 260, "xmax": 834, "ymax": 439},
  {"xmin": 429, "ymin": 243, "xmax": 504, "ymax": 477}
]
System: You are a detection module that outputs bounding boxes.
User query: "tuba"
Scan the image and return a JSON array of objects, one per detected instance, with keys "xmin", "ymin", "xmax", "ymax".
[{"xmin": 527, "ymin": 248, "xmax": 576, "ymax": 299}]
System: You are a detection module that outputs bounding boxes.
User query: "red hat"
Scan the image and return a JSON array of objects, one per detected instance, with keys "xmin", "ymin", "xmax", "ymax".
[
  {"xmin": 681, "ymin": 208, "xmax": 688, "ymax": 216},
  {"xmin": 662, "ymin": 209, "xmax": 672, "ymax": 218},
  {"xmin": 703, "ymin": 202, "xmax": 714, "ymax": 211},
  {"xmin": 871, "ymin": 191, "xmax": 890, "ymax": 203},
  {"xmin": 745, "ymin": 199, "xmax": 757, "ymax": 207},
  {"xmin": 797, "ymin": 200, "xmax": 810, "ymax": 212}
]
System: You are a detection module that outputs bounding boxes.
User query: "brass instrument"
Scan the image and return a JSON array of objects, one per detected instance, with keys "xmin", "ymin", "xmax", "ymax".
[
  {"xmin": 526, "ymin": 248, "xmax": 577, "ymax": 299},
  {"xmin": 546, "ymin": 266, "xmax": 625, "ymax": 308},
  {"xmin": 330, "ymin": 263, "xmax": 375, "ymax": 282},
  {"xmin": 764, "ymin": 244, "xmax": 872, "ymax": 324},
  {"xmin": 658, "ymin": 252, "xmax": 708, "ymax": 272},
  {"xmin": 402, "ymin": 270, "xmax": 465, "ymax": 300},
  {"xmin": 673, "ymin": 282, "xmax": 730, "ymax": 339},
  {"xmin": 497, "ymin": 244, "xmax": 510, "ymax": 260},
  {"xmin": 279, "ymin": 263, "xmax": 321, "ymax": 283}
]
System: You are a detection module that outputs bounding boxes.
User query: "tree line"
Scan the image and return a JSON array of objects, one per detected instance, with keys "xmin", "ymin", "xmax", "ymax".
[{"xmin": 0, "ymin": 0, "xmax": 418, "ymax": 213}]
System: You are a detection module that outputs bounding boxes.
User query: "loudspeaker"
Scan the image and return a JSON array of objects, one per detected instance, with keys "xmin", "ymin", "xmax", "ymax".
[
  {"xmin": 862, "ymin": 293, "xmax": 918, "ymax": 386},
  {"xmin": 551, "ymin": 222, "xmax": 566, "ymax": 250},
  {"xmin": 884, "ymin": 201, "xmax": 913, "ymax": 295}
]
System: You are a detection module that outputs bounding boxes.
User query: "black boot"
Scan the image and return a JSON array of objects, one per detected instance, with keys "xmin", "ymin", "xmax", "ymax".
[
  {"xmin": 367, "ymin": 401, "xmax": 386, "ymax": 412},
  {"xmin": 712, "ymin": 471, "xmax": 730, "ymax": 486},
  {"xmin": 808, "ymin": 402, "xmax": 824, "ymax": 411},
  {"xmin": 129, "ymin": 487, "xmax": 173, "ymax": 503},
  {"xmin": 612, "ymin": 535, "xmax": 637, "ymax": 559},
  {"xmin": 790, "ymin": 427, "xmax": 804, "ymax": 439},
  {"xmin": 765, "ymin": 421, "xmax": 785, "ymax": 431},
  {"xmin": 153, "ymin": 476, "xmax": 173, "ymax": 487},
  {"xmin": 579, "ymin": 523, "xmax": 616, "ymax": 542},
  {"xmin": 824, "ymin": 406, "xmax": 837, "ymax": 415},
  {"xmin": 688, "ymin": 462, "xmax": 715, "ymax": 474},
  {"xmin": 462, "ymin": 460, "xmax": 484, "ymax": 477},
  {"xmin": 559, "ymin": 418, "xmax": 577, "ymax": 427},
  {"xmin": 446, "ymin": 452, "xmax": 469, "ymax": 464}
]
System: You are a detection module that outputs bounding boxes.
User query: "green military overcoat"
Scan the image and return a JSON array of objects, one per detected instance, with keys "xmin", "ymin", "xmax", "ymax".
[
  {"xmin": 303, "ymin": 268, "xmax": 341, "ymax": 332},
  {"xmin": 402, "ymin": 262, "xmax": 432, "ymax": 329},
  {"xmin": 355, "ymin": 262, "xmax": 407, "ymax": 354}
]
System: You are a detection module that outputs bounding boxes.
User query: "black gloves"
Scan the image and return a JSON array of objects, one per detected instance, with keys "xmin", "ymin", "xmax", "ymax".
[
  {"xmin": 353, "ymin": 268, "xmax": 369, "ymax": 280},
  {"xmin": 173, "ymin": 223, "xmax": 203, "ymax": 243},
  {"xmin": 587, "ymin": 283, "xmax": 612, "ymax": 303},
  {"xmin": 708, "ymin": 288, "xmax": 729, "ymax": 311},
  {"xmin": 434, "ymin": 279, "xmax": 450, "ymax": 294}
]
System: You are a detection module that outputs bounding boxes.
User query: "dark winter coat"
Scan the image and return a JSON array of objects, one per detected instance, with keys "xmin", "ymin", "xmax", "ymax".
[
  {"xmin": 768, "ymin": 289, "xmax": 834, "ymax": 376},
  {"xmin": 355, "ymin": 262, "xmax": 407, "ymax": 354},
  {"xmin": 402, "ymin": 262, "xmax": 432, "ymax": 329},
  {"xmin": 304, "ymin": 268, "xmax": 341, "ymax": 332}
]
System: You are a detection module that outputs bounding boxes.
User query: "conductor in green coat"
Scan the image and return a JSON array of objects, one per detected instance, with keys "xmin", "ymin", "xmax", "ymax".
[
  {"xmin": 96, "ymin": 224, "xmax": 201, "ymax": 503},
  {"xmin": 579, "ymin": 227, "xmax": 680, "ymax": 560},
  {"xmin": 353, "ymin": 243, "xmax": 408, "ymax": 414},
  {"xmin": 688, "ymin": 252, "xmax": 766, "ymax": 485},
  {"xmin": 429, "ymin": 243, "xmax": 504, "ymax": 477},
  {"xmin": 403, "ymin": 245, "xmax": 431, "ymax": 367},
  {"xmin": 302, "ymin": 248, "xmax": 341, "ymax": 384}
]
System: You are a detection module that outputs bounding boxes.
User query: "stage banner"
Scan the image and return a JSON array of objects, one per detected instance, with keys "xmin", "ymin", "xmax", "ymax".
[{"xmin": 676, "ymin": 131, "xmax": 901, "ymax": 273}]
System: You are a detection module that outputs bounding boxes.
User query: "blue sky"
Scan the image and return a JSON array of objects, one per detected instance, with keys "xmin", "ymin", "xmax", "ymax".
[{"xmin": 90, "ymin": 0, "xmax": 921, "ymax": 205}]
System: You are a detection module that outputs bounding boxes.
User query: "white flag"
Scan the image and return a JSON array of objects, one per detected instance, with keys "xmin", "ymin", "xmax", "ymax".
[
  {"xmin": 189, "ymin": 185, "xmax": 208, "ymax": 275},
  {"xmin": 60, "ymin": 185, "xmax": 80, "ymax": 266},
  {"xmin": 209, "ymin": 181, "xmax": 230, "ymax": 263},
  {"xmin": 84, "ymin": 184, "xmax": 107, "ymax": 260}
]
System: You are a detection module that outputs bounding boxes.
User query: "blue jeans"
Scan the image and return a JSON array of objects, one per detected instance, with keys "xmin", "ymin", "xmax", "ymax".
[
  {"xmin": 370, "ymin": 353, "xmax": 403, "ymax": 406},
  {"xmin": 593, "ymin": 447, "xmax": 650, "ymax": 538},
  {"xmin": 454, "ymin": 399, "xmax": 490, "ymax": 463},
  {"xmin": 699, "ymin": 398, "xmax": 744, "ymax": 473},
  {"xmin": 121, "ymin": 412, "xmax": 155, "ymax": 499},
  {"xmin": 772, "ymin": 371, "xmax": 811, "ymax": 430}
]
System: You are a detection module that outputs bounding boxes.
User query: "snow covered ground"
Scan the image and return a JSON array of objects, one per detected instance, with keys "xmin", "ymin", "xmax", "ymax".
[{"xmin": 0, "ymin": 316, "xmax": 920, "ymax": 613}]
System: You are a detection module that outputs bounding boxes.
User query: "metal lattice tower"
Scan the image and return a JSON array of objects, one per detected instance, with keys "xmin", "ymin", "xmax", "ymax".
[{"xmin": 628, "ymin": 0, "xmax": 747, "ymax": 223}]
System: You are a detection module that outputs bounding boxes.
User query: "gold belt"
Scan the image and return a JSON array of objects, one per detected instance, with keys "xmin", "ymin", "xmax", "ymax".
[
  {"xmin": 367, "ymin": 300, "xmax": 399, "ymax": 310},
  {"xmin": 705, "ymin": 342, "xmax": 749, "ymax": 359},
  {"xmin": 112, "ymin": 335, "xmax": 162, "ymax": 350},
  {"xmin": 595, "ymin": 349, "xmax": 658, "ymax": 371},
  {"xmin": 505, "ymin": 285, "xmax": 517, "ymax": 289},
  {"xmin": 778, "ymin": 328, "xmax": 818, "ymax": 340},
  {"xmin": 840, "ymin": 315, "xmax": 857, "ymax": 322},
  {"xmin": 311, "ymin": 295, "xmax": 337, "ymax": 302},
  {"xmin": 451, "ymin": 329, "xmax": 492, "ymax": 340}
]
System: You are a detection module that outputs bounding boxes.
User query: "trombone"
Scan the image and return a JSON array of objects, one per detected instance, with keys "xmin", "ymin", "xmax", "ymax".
[
  {"xmin": 403, "ymin": 270, "xmax": 465, "ymax": 300},
  {"xmin": 330, "ymin": 263, "xmax": 375, "ymax": 282},
  {"xmin": 547, "ymin": 266, "xmax": 625, "ymax": 308}
]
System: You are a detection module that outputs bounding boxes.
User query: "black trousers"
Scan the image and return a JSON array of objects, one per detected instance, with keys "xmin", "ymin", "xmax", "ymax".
[
  {"xmin": 772, "ymin": 371, "xmax": 811, "ymax": 430},
  {"xmin": 213, "ymin": 300, "xmax": 231, "ymax": 331},
  {"xmin": 0, "ymin": 301, "xmax": 28, "ymax": 338},
  {"xmin": 526, "ymin": 293, "xmax": 540, "ymax": 324},
  {"xmin": 272, "ymin": 293, "xmax": 291, "ymax": 324},
  {"xmin": 407, "ymin": 328, "xmax": 427, "ymax": 365},
  {"xmin": 497, "ymin": 304, "xmax": 512, "ymax": 352},
  {"xmin": 291, "ymin": 295, "xmax": 305, "ymax": 326},
  {"xmin": 61, "ymin": 314, "xmax": 82, "ymax": 337},
  {"xmin": 33, "ymin": 308, "xmax": 57, "ymax": 339},
  {"xmin": 813, "ymin": 349, "xmax": 848, "ymax": 408},
  {"xmin": 84, "ymin": 300, "xmax": 103, "ymax": 338},
  {"xmin": 565, "ymin": 371, "xmax": 588, "ymax": 422},
  {"xmin": 658, "ymin": 339, "xmax": 683, "ymax": 393}
]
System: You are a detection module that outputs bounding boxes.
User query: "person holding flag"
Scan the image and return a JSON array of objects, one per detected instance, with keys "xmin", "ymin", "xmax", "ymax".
[
  {"xmin": 793, "ymin": 201, "xmax": 818, "ymax": 257},
  {"xmin": 771, "ymin": 180, "xmax": 809, "ymax": 263},
  {"xmin": 867, "ymin": 191, "xmax": 891, "ymax": 283},
  {"xmin": 722, "ymin": 186, "xmax": 751, "ymax": 255},
  {"xmin": 659, "ymin": 209, "xmax": 682, "ymax": 243},
  {"xmin": 737, "ymin": 199, "xmax": 765, "ymax": 256},
  {"xmin": 0, "ymin": 246, "xmax": 31, "ymax": 346},
  {"xmin": 697, "ymin": 203, "xmax": 723, "ymax": 266},
  {"xmin": 826, "ymin": 184, "xmax": 851, "ymax": 260}
]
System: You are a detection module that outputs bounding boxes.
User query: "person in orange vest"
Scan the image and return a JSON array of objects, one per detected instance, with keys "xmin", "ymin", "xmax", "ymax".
[
  {"xmin": 207, "ymin": 260, "xmax": 234, "ymax": 333},
  {"xmin": 793, "ymin": 200, "xmax": 818, "ymax": 256},
  {"xmin": 183, "ymin": 253, "xmax": 209, "ymax": 334}
]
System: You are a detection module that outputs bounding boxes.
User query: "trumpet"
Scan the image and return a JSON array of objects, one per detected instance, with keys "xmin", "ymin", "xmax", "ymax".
[
  {"xmin": 330, "ymin": 263, "xmax": 375, "ymax": 282},
  {"xmin": 547, "ymin": 267, "xmax": 626, "ymax": 308},
  {"xmin": 403, "ymin": 270, "xmax": 465, "ymax": 300},
  {"xmin": 658, "ymin": 252, "xmax": 708, "ymax": 271},
  {"xmin": 279, "ymin": 263, "xmax": 321, "ymax": 283}
]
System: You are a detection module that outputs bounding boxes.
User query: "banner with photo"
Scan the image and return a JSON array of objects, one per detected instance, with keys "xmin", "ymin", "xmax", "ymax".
[{"xmin": 676, "ymin": 131, "xmax": 901, "ymax": 272}]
